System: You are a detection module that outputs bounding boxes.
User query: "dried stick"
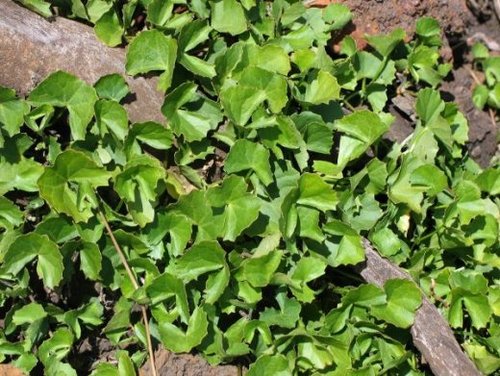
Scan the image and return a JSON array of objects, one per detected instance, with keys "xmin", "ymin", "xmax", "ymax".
[{"xmin": 98, "ymin": 211, "xmax": 158, "ymax": 376}]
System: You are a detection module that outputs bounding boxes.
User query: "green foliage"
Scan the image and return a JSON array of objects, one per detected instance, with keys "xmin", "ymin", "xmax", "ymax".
[
  {"xmin": 28, "ymin": 71, "xmax": 98, "ymax": 140},
  {"xmin": 2, "ymin": 1, "xmax": 499, "ymax": 375},
  {"xmin": 472, "ymin": 42, "xmax": 500, "ymax": 111}
]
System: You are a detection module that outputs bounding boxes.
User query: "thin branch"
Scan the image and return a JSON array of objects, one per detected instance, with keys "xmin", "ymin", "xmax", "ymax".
[
  {"xmin": 465, "ymin": 66, "xmax": 482, "ymax": 86},
  {"xmin": 98, "ymin": 210, "xmax": 158, "ymax": 376}
]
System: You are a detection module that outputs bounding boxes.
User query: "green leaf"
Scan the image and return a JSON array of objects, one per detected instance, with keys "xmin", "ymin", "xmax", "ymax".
[
  {"xmin": 293, "ymin": 112, "xmax": 333, "ymax": 154},
  {"xmin": 247, "ymin": 354, "xmax": 292, "ymax": 376},
  {"xmin": 415, "ymin": 17, "xmax": 441, "ymax": 47},
  {"xmin": 220, "ymin": 85, "xmax": 266, "ymax": 126},
  {"xmin": 46, "ymin": 362, "xmax": 77, "ymax": 376},
  {"xmin": 125, "ymin": 121, "xmax": 173, "ymax": 158},
  {"xmin": 410, "ymin": 164, "xmax": 447, "ymax": 196},
  {"xmin": 322, "ymin": 220, "xmax": 365, "ymax": 266},
  {"xmin": 114, "ymin": 155, "xmax": 165, "ymax": 227},
  {"xmin": 90, "ymin": 363, "xmax": 119, "ymax": 376},
  {"xmin": 125, "ymin": 30, "xmax": 178, "ymax": 92},
  {"xmin": 178, "ymin": 19, "xmax": 211, "ymax": 52},
  {"xmin": 335, "ymin": 110, "xmax": 389, "ymax": 168},
  {"xmin": 448, "ymin": 271, "xmax": 492, "ymax": 328},
  {"xmin": 35, "ymin": 216, "xmax": 78, "ymax": 244},
  {"xmin": 206, "ymin": 176, "xmax": 261, "ymax": 241},
  {"xmin": 95, "ymin": 99, "xmax": 128, "ymax": 141},
  {"xmin": 365, "ymin": 28, "xmax": 406, "ymax": 57},
  {"xmin": 104, "ymin": 297, "xmax": 133, "ymax": 343},
  {"xmin": 179, "ymin": 54, "xmax": 216, "ymax": 78},
  {"xmin": 170, "ymin": 190, "xmax": 219, "ymax": 241},
  {"xmin": 323, "ymin": 3, "xmax": 352, "ymax": 30},
  {"xmin": 168, "ymin": 241, "xmax": 226, "ymax": 282},
  {"xmin": 225, "ymin": 140, "xmax": 273, "ymax": 186},
  {"xmin": 0, "ymin": 158, "xmax": 44, "ymax": 195},
  {"xmin": 483, "ymin": 56, "xmax": 500, "ymax": 86},
  {"xmin": 471, "ymin": 42, "xmax": 490, "ymax": 60},
  {"xmin": 24, "ymin": 104, "xmax": 54, "ymax": 134},
  {"xmin": 143, "ymin": 211, "xmax": 191, "ymax": 257},
  {"xmin": 17, "ymin": 0, "xmax": 52, "ymax": 17},
  {"xmin": 297, "ymin": 206, "xmax": 324, "ymax": 242},
  {"xmin": 0, "ymin": 197, "xmax": 23, "ymax": 229},
  {"xmin": 371, "ymin": 227, "xmax": 401, "ymax": 257},
  {"xmin": 472, "ymin": 84, "xmax": 489, "ymax": 110},
  {"xmin": 12, "ymin": 303, "xmax": 47, "ymax": 325},
  {"xmin": 28, "ymin": 71, "xmax": 98, "ymax": 140},
  {"xmin": 80, "ymin": 242, "xmax": 102, "ymax": 281},
  {"xmin": 246, "ymin": 44, "xmax": 291, "ymax": 75},
  {"xmin": 86, "ymin": 0, "xmax": 113, "ymax": 23},
  {"xmin": 475, "ymin": 168, "xmax": 500, "ymax": 195},
  {"xmin": 64, "ymin": 298, "xmax": 103, "ymax": 337},
  {"xmin": 366, "ymin": 83, "xmax": 388, "ymax": 113},
  {"xmin": 148, "ymin": 276, "xmax": 190, "ymax": 326},
  {"xmin": 211, "ymin": 0, "xmax": 247, "ymax": 36},
  {"xmin": 280, "ymin": 188, "xmax": 299, "ymax": 239},
  {"xmin": 205, "ymin": 265, "xmax": 230, "ymax": 304},
  {"xmin": 260, "ymin": 293, "xmax": 301, "ymax": 328},
  {"xmin": 94, "ymin": 9, "xmax": 123, "ymax": 47},
  {"xmin": 1, "ymin": 233, "xmax": 63, "ymax": 288},
  {"xmin": 291, "ymin": 256, "xmax": 326, "ymax": 284},
  {"xmin": 38, "ymin": 150, "xmax": 111, "ymax": 222},
  {"xmin": 342, "ymin": 284, "xmax": 386, "ymax": 308},
  {"xmin": 463, "ymin": 294, "xmax": 491, "ymax": 329},
  {"xmin": 158, "ymin": 306, "xmax": 208, "ymax": 353},
  {"xmin": 147, "ymin": 0, "xmax": 173, "ymax": 26},
  {"xmin": 221, "ymin": 67, "xmax": 288, "ymax": 125},
  {"xmin": 371, "ymin": 279, "xmax": 422, "ymax": 328},
  {"xmin": 239, "ymin": 250, "xmax": 283, "ymax": 288},
  {"xmin": 38, "ymin": 328, "xmax": 74, "ymax": 365},
  {"xmin": 487, "ymin": 82, "xmax": 500, "ymax": 108},
  {"xmin": 117, "ymin": 351, "xmax": 135, "ymax": 376},
  {"xmin": 94, "ymin": 74, "xmax": 129, "ymax": 102},
  {"xmin": 388, "ymin": 156, "xmax": 426, "ymax": 213},
  {"xmin": 464, "ymin": 344, "xmax": 500, "ymax": 375},
  {"xmin": 13, "ymin": 353, "xmax": 38, "ymax": 374},
  {"xmin": 0, "ymin": 87, "xmax": 30, "ymax": 137},
  {"xmin": 298, "ymin": 173, "xmax": 338, "ymax": 212},
  {"xmin": 302, "ymin": 70, "xmax": 340, "ymax": 105},
  {"xmin": 416, "ymin": 88, "xmax": 445, "ymax": 124},
  {"xmin": 162, "ymin": 83, "xmax": 222, "ymax": 142}
]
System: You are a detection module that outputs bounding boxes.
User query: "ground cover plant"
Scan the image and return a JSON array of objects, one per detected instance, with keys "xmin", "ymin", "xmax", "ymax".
[
  {"xmin": 472, "ymin": 40, "xmax": 500, "ymax": 112},
  {"xmin": 0, "ymin": 0, "xmax": 499, "ymax": 375}
]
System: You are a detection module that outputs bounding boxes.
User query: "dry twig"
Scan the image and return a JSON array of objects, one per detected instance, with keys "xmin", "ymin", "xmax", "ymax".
[{"xmin": 98, "ymin": 211, "xmax": 158, "ymax": 376}]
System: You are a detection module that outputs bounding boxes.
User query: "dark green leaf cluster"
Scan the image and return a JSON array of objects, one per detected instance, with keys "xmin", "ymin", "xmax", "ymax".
[{"xmin": 1, "ymin": 1, "xmax": 499, "ymax": 375}]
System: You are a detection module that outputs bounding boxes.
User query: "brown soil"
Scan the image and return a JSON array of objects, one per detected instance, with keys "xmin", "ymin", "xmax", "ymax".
[
  {"xmin": 139, "ymin": 349, "xmax": 241, "ymax": 376},
  {"xmin": 339, "ymin": 0, "xmax": 473, "ymax": 35}
]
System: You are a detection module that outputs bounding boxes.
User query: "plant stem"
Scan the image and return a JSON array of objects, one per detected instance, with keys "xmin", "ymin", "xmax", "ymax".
[{"xmin": 98, "ymin": 210, "xmax": 158, "ymax": 376}]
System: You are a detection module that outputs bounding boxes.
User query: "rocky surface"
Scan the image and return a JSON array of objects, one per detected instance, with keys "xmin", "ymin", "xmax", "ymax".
[{"xmin": 0, "ymin": 0, "xmax": 164, "ymax": 124}]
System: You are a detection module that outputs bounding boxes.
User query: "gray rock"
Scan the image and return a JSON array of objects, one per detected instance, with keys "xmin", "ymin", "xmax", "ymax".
[{"xmin": 0, "ymin": 0, "xmax": 164, "ymax": 123}]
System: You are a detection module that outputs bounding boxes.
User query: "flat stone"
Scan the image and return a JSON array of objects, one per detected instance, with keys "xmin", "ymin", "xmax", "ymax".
[{"xmin": 0, "ymin": 0, "xmax": 164, "ymax": 124}]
